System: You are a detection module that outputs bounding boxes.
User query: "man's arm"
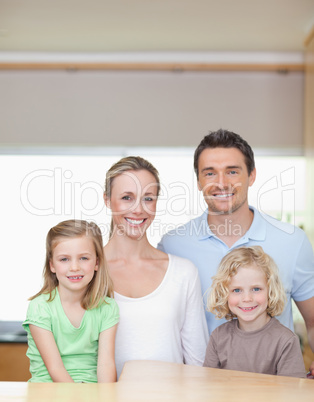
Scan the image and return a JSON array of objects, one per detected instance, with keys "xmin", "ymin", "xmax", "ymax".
[{"xmin": 295, "ymin": 297, "xmax": 314, "ymax": 375}]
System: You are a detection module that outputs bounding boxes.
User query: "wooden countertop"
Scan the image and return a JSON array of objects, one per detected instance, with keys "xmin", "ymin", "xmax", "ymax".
[{"xmin": 0, "ymin": 360, "xmax": 313, "ymax": 401}]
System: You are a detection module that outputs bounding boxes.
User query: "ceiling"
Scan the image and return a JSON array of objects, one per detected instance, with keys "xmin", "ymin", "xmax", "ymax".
[{"xmin": 1, "ymin": 0, "xmax": 314, "ymax": 54}]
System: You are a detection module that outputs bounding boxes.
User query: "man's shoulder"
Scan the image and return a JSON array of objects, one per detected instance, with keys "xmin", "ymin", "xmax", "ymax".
[
  {"xmin": 253, "ymin": 208, "xmax": 306, "ymax": 239},
  {"xmin": 161, "ymin": 213, "xmax": 208, "ymax": 241}
]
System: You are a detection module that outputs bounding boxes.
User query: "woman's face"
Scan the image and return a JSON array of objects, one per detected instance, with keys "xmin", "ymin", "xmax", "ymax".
[{"xmin": 106, "ymin": 169, "xmax": 158, "ymax": 239}]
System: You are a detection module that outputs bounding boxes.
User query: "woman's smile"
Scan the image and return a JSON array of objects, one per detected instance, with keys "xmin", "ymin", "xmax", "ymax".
[{"xmin": 125, "ymin": 218, "xmax": 147, "ymax": 226}]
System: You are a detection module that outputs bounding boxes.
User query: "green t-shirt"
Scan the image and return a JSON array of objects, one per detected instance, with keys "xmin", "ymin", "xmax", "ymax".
[{"xmin": 23, "ymin": 289, "xmax": 119, "ymax": 383}]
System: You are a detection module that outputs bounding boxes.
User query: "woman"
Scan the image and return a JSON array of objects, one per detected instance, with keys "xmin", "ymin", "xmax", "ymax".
[{"xmin": 104, "ymin": 156, "xmax": 208, "ymax": 378}]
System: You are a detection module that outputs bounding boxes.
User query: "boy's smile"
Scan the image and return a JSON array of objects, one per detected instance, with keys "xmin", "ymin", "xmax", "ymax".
[{"xmin": 227, "ymin": 264, "xmax": 270, "ymax": 331}]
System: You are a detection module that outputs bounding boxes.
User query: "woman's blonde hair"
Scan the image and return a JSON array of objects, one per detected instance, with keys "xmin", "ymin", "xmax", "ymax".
[
  {"xmin": 30, "ymin": 220, "xmax": 113, "ymax": 309},
  {"xmin": 208, "ymin": 246, "xmax": 286, "ymax": 320},
  {"xmin": 104, "ymin": 156, "xmax": 160, "ymax": 237}
]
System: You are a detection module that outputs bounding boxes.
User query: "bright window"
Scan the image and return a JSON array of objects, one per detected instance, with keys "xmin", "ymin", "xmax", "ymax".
[{"xmin": 0, "ymin": 149, "xmax": 306, "ymax": 320}]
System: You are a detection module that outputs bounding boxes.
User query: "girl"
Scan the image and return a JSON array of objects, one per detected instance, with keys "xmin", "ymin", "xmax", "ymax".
[
  {"xmin": 103, "ymin": 156, "xmax": 208, "ymax": 378},
  {"xmin": 203, "ymin": 246, "xmax": 306, "ymax": 378},
  {"xmin": 23, "ymin": 220, "xmax": 119, "ymax": 383}
]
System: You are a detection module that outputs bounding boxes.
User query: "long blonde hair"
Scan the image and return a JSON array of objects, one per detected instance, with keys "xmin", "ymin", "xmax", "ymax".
[
  {"xmin": 30, "ymin": 220, "xmax": 114, "ymax": 309},
  {"xmin": 104, "ymin": 156, "xmax": 160, "ymax": 237},
  {"xmin": 208, "ymin": 246, "xmax": 286, "ymax": 320}
]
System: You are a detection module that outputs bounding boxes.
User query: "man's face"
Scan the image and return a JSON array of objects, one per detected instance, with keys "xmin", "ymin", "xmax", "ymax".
[{"xmin": 197, "ymin": 147, "xmax": 256, "ymax": 216}]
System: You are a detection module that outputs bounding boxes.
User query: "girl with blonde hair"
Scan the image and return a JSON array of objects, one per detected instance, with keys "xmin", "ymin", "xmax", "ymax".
[{"xmin": 23, "ymin": 220, "xmax": 119, "ymax": 383}]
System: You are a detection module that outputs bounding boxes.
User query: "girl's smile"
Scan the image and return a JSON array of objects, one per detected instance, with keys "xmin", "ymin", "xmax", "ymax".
[{"xmin": 67, "ymin": 275, "xmax": 84, "ymax": 282}]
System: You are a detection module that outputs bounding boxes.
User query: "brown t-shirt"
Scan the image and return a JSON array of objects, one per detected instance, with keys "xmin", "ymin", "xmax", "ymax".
[{"xmin": 203, "ymin": 317, "xmax": 306, "ymax": 378}]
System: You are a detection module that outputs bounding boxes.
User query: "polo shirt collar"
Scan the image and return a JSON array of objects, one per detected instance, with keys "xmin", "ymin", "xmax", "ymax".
[
  {"xmin": 197, "ymin": 211, "xmax": 215, "ymax": 240},
  {"xmin": 197, "ymin": 206, "xmax": 267, "ymax": 242},
  {"xmin": 246, "ymin": 206, "xmax": 267, "ymax": 241}
]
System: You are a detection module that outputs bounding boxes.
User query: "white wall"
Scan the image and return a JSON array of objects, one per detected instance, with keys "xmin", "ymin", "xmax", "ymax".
[{"xmin": 0, "ymin": 69, "xmax": 304, "ymax": 151}]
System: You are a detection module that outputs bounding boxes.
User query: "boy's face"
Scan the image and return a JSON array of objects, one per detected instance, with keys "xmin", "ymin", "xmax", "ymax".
[
  {"xmin": 197, "ymin": 147, "xmax": 256, "ymax": 216},
  {"xmin": 227, "ymin": 264, "xmax": 269, "ymax": 331}
]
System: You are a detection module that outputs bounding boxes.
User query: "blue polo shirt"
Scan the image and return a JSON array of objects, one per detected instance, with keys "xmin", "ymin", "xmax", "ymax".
[{"xmin": 157, "ymin": 207, "xmax": 314, "ymax": 334}]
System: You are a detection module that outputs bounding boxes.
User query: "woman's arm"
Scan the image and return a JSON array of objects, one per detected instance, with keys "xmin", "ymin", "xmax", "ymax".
[
  {"xmin": 29, "ymin": 324, "xmax": 74, "ymax": 382},
  {"xmin": 181, "ymin": 264, "xmax": 209, "ymax": 365},
  {"xmin": 97, "ymin": 324, "xmax": 118, "ymax": 383}
]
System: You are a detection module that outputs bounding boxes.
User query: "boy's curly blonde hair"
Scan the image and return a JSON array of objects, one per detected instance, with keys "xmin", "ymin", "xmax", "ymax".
[{"xmin": 208, "ymin": 246, "xmax": 286, "ymax": 320}]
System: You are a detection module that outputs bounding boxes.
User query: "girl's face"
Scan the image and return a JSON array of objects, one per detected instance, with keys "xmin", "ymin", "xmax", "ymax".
[
  {"xmin": 106, "ymin": 169, "xmax": 158, "ymax": 240},
  {"xmin": 50, "ymin": 236, "xmax": 98, "ymax": 296},
  {"xmin": 227, "ymin": 264, "xmax": 269, "ymax": 331}
]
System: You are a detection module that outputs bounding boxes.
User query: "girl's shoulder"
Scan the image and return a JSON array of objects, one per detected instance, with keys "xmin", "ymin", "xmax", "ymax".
[
  {"xmin": 103, "ymin": 296, "xmax": 119, "ymax": 306},
  {"xmin": 97, "ymin": 296, "xmax": 119, "ymax": 315},
  {"xmin": 28, "ymin": 290, "xmax": 56, "ymax": 307},
  {"xmin": 23, "ymin": 292, "xmax": 58, "ymax": 332},
  {"xmin": 95, "ymin": 297, "xmax": 119, "ymax": 331},
  {"xmin": 26, "ymin": 290, "xmax": 60, "ymax": 318}
]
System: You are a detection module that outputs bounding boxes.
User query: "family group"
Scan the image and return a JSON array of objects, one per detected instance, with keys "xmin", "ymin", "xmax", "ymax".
[{"xmin": 22, "ymin": 129, "xmax": 314, "ymax": 382}]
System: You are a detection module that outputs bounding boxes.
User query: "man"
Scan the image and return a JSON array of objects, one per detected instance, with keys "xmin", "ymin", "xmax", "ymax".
[{"xmin": 158, "ymin": 129, "xmax": 314, "ymax": 374}]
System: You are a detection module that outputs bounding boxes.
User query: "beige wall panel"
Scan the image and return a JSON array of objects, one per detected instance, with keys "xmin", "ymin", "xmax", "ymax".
[{"xmin": 0, "ymin": 70, "xmax": 304, "ymax": 150}]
